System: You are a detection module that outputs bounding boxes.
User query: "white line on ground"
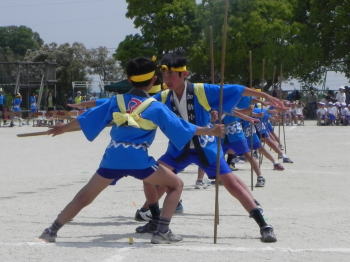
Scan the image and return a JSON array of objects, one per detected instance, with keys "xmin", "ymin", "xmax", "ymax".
[
  {"xmin": 158, "ymin": 245, "xmax": 350, "ymax": 253},
  {"xmin": 2, "ymin": 242, "xmax": 350, "ymax": 254}
]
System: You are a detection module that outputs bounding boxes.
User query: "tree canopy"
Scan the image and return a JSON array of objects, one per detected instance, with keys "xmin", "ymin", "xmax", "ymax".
[
  {"xmin": 114, "ymin": 0, "xmax": 350, "ymax": 88},
  {"xmin": 0, "ymin": 25, "xmax": 43, "ymax": 61}
]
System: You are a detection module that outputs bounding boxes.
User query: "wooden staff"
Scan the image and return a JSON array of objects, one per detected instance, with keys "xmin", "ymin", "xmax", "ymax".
[
  {"xmin": 214, "ymin": 0, "xmax": 229, "ymax": 244},
  {"xmin": 210, "ymin": 25, "xmax": 220, "ymax": 225},
  {"xmin": 249, "ymin": 50, "xmax": 254, "ymax": 191},
  {"xmin": 17, "ymin": 131, "xmax": 49, "ymax": 137},
  {"xmin": 279, "ymin": 64, "xmax": 287, "ymax": 154},
  {"xmin": 258, "ymin": 59, "xmax": 266, "ymax": 166}
]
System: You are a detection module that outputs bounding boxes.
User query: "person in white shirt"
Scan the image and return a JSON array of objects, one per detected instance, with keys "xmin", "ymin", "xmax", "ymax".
[
  {"xmin": 335, "ymin": 86, "xmax": 346, "ymax": 103},
  {"xmin": 316, "ymin": 102, "xmax": 327, "ymax": 125},
  {"xmin": 295, "ymin": 101, "xmax": 304, "ymax": 125}
]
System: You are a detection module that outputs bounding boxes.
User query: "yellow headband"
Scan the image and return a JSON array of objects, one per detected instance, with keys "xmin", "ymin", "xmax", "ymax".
[
  {"xmin": 160, "ymin": 65, "xmax": 187, "ymax": 72},
  {"xmin": 129, "ymin": 71, "xmax": 155, "ymax": 82}
]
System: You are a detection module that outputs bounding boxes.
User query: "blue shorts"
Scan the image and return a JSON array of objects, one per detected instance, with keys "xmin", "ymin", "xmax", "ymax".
[
  {"xmin": 159, "ymin": 149, "xmax": 232, "ymax": 179},
  {"xmin": 246, "ymin": 134, "xmax": 261, "ymax": 150},
  {"xmin": 266, "ymin": 122, "xmax": 274, "ymax": 132},
  {"xmin": 97, "ymin": 164, "xmax": 159, "ymax": 185},
  {"xmin": 222, "ymin": 139, "xmax": 250, "ymax": 155}
]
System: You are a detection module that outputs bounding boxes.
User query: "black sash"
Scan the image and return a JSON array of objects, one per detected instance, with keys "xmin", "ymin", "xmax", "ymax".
[{"xmin": 169, "ymin": 82, "xmax": 209, "ymax": 166}]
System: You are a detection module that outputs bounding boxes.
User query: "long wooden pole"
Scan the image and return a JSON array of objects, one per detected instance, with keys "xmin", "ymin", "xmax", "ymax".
[
  {"xmin": 209, "ymin": 25, "xmax": 219, "ymax": 225},
  {"xmin": 249, "ymin": 50, "xmax": 254, "ymax": 191},
  {"xmin": 279, "ymin": 64, "xmax": 287, "ymax": 154},
  {"xmin": 17, "ymin": 131, "xmax": 49, "ymax": 137},
  {"xmin": 214, "ymin": 0, "xmax": 229, "ymax": 244}
]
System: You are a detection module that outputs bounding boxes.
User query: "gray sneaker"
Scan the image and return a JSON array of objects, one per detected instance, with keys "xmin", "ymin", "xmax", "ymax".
[
  {"xmin": 255, "ymin": 176, "xmax": 265, "ymax": 187},
  {"xmin": 151, "ymin": 230, "xmax": 183, "ymax": 244},
  {"xmin": 38, "ymin": 228, "xmax": 57, "ymax": 243},
  {"xmin": 194, "ymin": 180, "xmax": 208, "ymax": 189},
  {"xmin": 260, "ymin": 225, "xmax": 277, "ymax": 243}
]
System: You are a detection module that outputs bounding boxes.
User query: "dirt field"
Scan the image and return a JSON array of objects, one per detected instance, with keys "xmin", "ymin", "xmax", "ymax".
[{"xmin": 0, "ymin": 121, "xmax": 349, "ymax": 262}]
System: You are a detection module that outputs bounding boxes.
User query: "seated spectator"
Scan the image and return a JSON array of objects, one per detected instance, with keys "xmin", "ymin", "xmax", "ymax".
[{"xmin": 316, "ymin": 102, "xmax": 327, "ymax": 125}]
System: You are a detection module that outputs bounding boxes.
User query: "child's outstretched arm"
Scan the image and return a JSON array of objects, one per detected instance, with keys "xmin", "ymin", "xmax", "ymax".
[{"xmin": 47, "ymin": 119, "xmax": 81, "ymax": 137}]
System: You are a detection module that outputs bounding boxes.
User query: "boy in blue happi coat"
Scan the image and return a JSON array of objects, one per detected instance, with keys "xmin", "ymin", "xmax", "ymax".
[
  {"xmin": 137, "ymin": 53, "xmax": 285, "ymax": 243},
  {"xmin": 38, "ymin": 57, "xmax": 224, "ymax": 244}
]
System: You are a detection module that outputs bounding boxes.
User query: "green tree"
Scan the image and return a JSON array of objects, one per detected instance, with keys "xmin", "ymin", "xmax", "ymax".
[
  {"xmin": 114, "ymin": 0, "xmax": 201, "ymax": 66},
  {"xmin": 25, "ymin": 42, "xmax": 89, "ymax": 103},
  {"xmin": 113, "ymin": 34, "xmax": 156, "ymax": 69},
  {"xmin": 87, "ymin": 46, "xmax": 122, "ymax": 81},
  {"xmin": 0, "ymin": 25, "xmax": 43, "ymax": 61}
]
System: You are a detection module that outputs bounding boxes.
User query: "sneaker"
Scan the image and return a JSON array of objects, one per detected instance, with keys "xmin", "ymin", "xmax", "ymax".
[
  {"xmin": 253, "ymin": 151, "xmax": 259, "ymax": 159},
  {"xmin": 260, "ymin": 225, "xmax": 277, "ymax": 243},
  {"xmin": 38, "ymin": 228, "xmax": 57, "ymax": 243},
  {"xmin": 175, "ymin": 200, "xmax": 184, "ymax": 214},
  {"xmin": 283, "ymin": 157, "xmax": 294, "ymax": 163},
  {"xmin": 135, "ymin": 221, "xmax": 157, "ymax": 234},
  {"xmin": 151, "ymin": 230, "xmax": 183, "ymax": 244},
  {"xmin": 194, "ymin": 180, "xmax": 208, "ymax": 189},
  {"xmin": 255, "ymin": 176, "xmax": 265, "ymax": 187},
  {"xmin": 134, "ymin": 209, "xmax": 152, "ymax": 222},
  {"xmin": 273, "ymin": 163, "xmax": 284, "ymax": 171},
  {"xmin": 229, "ymin": 163, "xmax": 239, "ymax": 171}
]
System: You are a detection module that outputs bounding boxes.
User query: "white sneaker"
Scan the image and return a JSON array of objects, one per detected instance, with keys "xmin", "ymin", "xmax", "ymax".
[{"xmin": 151, "ymin": 230, "xmax": 183, "ymax": 244}]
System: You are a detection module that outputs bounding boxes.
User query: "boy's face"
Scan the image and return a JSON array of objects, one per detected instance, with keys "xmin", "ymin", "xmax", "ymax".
[{"xmin": 161, "ymin": 70, "xmax": 188, "ymax": 91}]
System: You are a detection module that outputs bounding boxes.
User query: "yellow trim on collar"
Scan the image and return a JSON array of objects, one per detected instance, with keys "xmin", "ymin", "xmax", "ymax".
[
  {"xmin": 129, "ymin": 71, "xmax": 155, "ymax": 82},
  {"xmin": 148, "ymin": 84, "xmax": 161, "ymax": 94}
]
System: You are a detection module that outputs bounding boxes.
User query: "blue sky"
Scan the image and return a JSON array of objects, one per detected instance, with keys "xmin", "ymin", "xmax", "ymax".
[{"xmin": 0, "ymin": 0, "xmax": 139, "ymax": 49}]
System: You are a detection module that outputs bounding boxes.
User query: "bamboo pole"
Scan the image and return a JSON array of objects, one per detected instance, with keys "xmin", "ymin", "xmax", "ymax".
[
  {"xmin": 214, "ymin": 0, "xmax": 229, "ymax": 244},
  {"xmin": 249, "ymin": 50, "xmax": 254, "ymax": 191}
]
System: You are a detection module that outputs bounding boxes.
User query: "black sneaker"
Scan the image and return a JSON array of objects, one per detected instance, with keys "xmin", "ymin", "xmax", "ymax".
[
  {"xmin": 38, "ymin": 228, "xmax": 57, "ymax": 243},
  {"xmin": 255, "ymin": 176, "xmax": 265, "ymax": 187},
  {"xmin": 260, "ymin": 225, "xmax": 277, "ymax": 243},
  {"xmin": 283, "ymin": 157, "xmax": 294, "ymax": 163},
  {"xmin": 135, "ymin": 221, "xmax": 157, "ymax": 234},
  {"xmin": 134, "ymin": 208, "xmax": 152, "ymax": 222}
]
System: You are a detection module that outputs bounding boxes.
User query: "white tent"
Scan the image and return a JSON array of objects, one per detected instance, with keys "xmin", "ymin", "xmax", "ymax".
[{"xmin": 281, "ymin": 71, "xmax": 350, "ymax": 91}]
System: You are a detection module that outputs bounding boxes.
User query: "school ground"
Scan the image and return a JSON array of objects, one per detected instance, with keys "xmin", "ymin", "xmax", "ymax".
[{"xmin": 0, "ymin": 121, "xmax": 349, "ymax": 262}]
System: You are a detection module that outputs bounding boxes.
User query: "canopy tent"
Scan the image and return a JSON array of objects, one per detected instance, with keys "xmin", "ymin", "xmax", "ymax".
[
  {"xmin": 281, "ymin": 71, "xmax": 350, "ymax": 91},
  {"xmin": 104, "ymin": 80, "xmax": 132, "ymax": 94}
]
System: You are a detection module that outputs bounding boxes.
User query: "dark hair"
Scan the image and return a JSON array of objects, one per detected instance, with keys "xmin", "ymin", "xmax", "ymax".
[
  {"xmin": 126, "ymin": 57, "xmax": 156, "ymax": 88},
  {"xmin": 160, "ymin": 53, "xmax": 187, "ymax": 68}
]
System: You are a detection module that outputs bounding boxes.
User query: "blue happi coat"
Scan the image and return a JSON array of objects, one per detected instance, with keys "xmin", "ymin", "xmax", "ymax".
[
  {"xmin": 154, "ymin": 82, "xmax": 245, "ymax": 164},
  {"xmin": 77, "ymin": 93, "xmax": 197, "ymax": 170}
]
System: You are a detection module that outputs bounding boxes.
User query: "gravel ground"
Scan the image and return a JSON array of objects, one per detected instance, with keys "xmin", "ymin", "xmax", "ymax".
[{"xmin": 0, "ymin": 120, "xmax": 349, "ymax": 262}]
